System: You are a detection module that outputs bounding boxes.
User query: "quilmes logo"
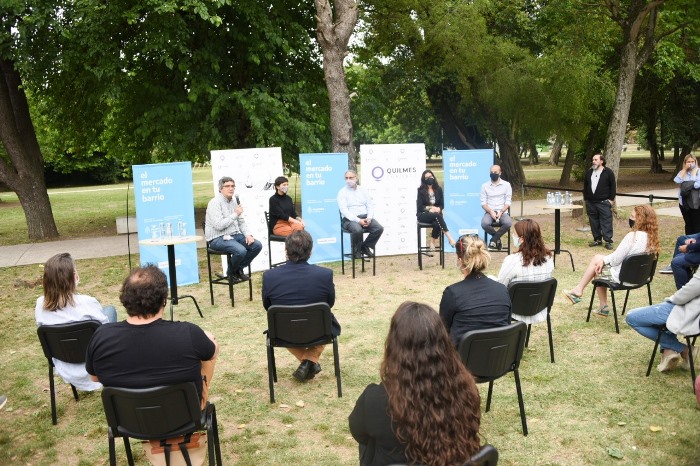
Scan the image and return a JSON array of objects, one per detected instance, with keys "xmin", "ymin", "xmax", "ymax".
[
  {"xmin": 371, "ymin": 166, "xmax": 417, "ymax": 181},
  {"xmin": 371, "ymin": 166, "xmax": 385, "ymax": 180}
]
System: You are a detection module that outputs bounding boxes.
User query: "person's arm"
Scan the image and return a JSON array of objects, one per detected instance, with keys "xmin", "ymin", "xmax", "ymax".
[
  {"xmin": 203, "ymin": 330, "xmax": 220, "ymax": 360},
  {"xmin": 337, "ymin": 189, "xmax": 358, "ymax": 222},
  {"xmin": 364, "ymin": 188, "xmax": 375, "ymax": 221},
  {"xmin": 327, "ymin": 272, "xmax": 336, "ymax": 308},
  {"xmin": 439, "ymin": 288, "xmax": 456, "ymax": 330},
  {"xmin": 480, "ymin": 184, "xmax": 489, "ymax": 212},
  {"xmin": 669, "ymin": 269, "xmax": 700, "ymax": 305},
  {"xmin": 269, "ymin": 195, "xmax": 288, "ymax": 221},
  {"xmin": 436, "ymin": 187, "xmax": 445, "ymax": 210},
  {"xmin": 348, "ymin": 387, "xmax": 371, "ymax": 445},
  {"xmin": 206, "ymin": 198, "xmax": 237, "ymax": 231},
  {"xmin": 503, "ymin": 183, "xmax": 512, "ymax": 213},
  {"xmin": 603, "ymin": 232, "xmax": 634, "ymax": 267},
  {"xmin": 497, "ymin": 255, "xmax": 517, "ymax": 286},
  {"xmin": 417, "ymin": 189, "xmax": 428, "ymax": 214},
  {"xmin": 674, "ymin": 172, "xmax": 685, "ymax": 184},
  {"xmin": 583, "ymin": 170, "xmax": 591, "ymax": 200},
  {"xmin": 261, "ymin": 273, "xmax": 271, "ymax": 310},
  {"xmin": 608, "ymin": 170, "xmax": 616, "ymax": 201}
]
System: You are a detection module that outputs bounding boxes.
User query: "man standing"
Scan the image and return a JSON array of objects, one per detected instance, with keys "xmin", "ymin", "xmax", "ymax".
[
  {"xmin": 262, "ymin": 231, "xmax": 339, "ymax": 382},
  {"xmin": 205, "ymin": 176, "xmax": 262, "ymax": 282},
  {"xmin": 480, "ymin": 164, "xmax": 512, "ymax": 250},
  {"xmin": 86, "ymin": 265, "xmax": 218, "ymax": 408},
  {"xmin": 337, "ymin": 170, "xmax": 384, "ymax": 257},
  {"xmin": 584, "ymin": 153, "xmax": 616, "ymax": 250}
]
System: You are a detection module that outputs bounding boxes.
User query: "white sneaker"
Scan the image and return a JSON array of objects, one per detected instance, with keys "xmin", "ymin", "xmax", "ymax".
[
  {"xmin": 489, "ymin": 241, "xmax": 497, "ymax": 249},
  {"xmin": 659, "ymin": 265, "xmax": 673, "ymax": 274},
  {"xmin": 657, "ymin": 350, "xmax": 682, "ymax": 372},
  {"xmin": 680, "ymin": 345, "xmax": 700, "ymax": 371}
]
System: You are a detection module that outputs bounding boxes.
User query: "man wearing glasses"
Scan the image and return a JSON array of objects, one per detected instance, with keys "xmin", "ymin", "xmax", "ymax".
[
  {"xmin": 205, "ymin": 176, "xmax": 262, "ymax": 282},
  {"xmin": 480, "ymin": 164, "xmax": 512, "ymax": 251},
  {"xmin": 337, "ymin": 170, "xmax": 384, "ymax": 258}
]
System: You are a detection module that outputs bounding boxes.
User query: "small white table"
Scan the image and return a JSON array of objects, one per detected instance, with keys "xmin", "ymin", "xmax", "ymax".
[{"xmin": 537, "ymin": 203, "xmax": 584, "ymax": 271}]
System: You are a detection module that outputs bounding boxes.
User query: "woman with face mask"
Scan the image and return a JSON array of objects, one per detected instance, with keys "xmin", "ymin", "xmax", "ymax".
[
  {"xmin": 497, "ymin": 219, "xmax": 554, "ymax": 324},
  {"xmin": 269, "ymin": 176, "xmax": 304, "ymax": 236},
  {"xmin": 674, "ymin": 154, "xmax": 700, "ymax": 235},
  {"xmin": 416, "ymin": 169, "xmax": 456, "ymax": 250},
  {"xmin": 35, "ymin": 253, "xmax": 117, "ymax": 391}
]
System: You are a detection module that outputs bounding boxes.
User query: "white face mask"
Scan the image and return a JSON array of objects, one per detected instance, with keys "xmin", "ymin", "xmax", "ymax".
[
  {"xmin": 280, "ymin": 186, "xmax": 288, "ymax": 194},
  {"xmin": 691, "ymin": 163, "xmax": 696, "ymax": 170},
  {"xmin": 346, "ymin": 179, "xmax": 357, "ymax": 189},
  {"xmin": 512, "ymin": 234, "xmax": 521, "ymax": 248}
]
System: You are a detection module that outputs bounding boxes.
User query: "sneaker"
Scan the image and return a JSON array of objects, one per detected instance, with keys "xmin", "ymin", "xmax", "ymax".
[
  {"xmin": 659, "ymin": 265, "xmax": 673, "ymax": 274},
  {"xmin": 489, "ymin": 241, "xmax": 497, "ymax": 249},
  {"xmin": 496, "ymin": 240, "xmax": 502, "ymax": 251},
  {"xmin": 604, "ymin": 242, "xmax": 613, "ymax": 250},
  {"xmin": 680, "ymin": 346, "xmax": 700, "ymax": 371},
  {"xmin": 589, "ymin": 240, "xmax": 602, "ymax": 247},
  {"xmin": 657, "ymin": 350, "xmax": 682, "ymax": 372},
  {"xmin": 593, "ymin": 305, "xmax": 610, "ymax": 317}
]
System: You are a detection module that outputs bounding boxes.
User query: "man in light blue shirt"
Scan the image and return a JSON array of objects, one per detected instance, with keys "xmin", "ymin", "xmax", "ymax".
[
  {"xmin": 337, "ymin": 170, "xmax": 384, "ymax": 257},
  {"xmin": 480, "ymin": 165, "xmax": 512, "ymax": 250}
]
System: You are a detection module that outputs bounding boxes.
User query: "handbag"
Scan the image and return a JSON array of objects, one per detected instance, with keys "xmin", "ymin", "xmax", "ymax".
[
  {"xmin": 681, "ymin": 181, "xmax": 700, "ymax": 210},
  {"xmin": 143, "ymin": 432, "xmax": 207, "ymax": 466}
]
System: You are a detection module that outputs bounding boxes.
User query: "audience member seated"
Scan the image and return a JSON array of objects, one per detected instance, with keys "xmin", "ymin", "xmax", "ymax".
[
  {"xmin": 440, "ymin": 234, "xmax": 511, "ymax": 346},
  {"xmin": 35, "ymin": 253, "xmax": 117, "ymax": 392},
  {"xmin": 497, "ymin": 219, "xmax": 554, "ymax": 324},
  {"xmin": 626, "ymin": 268, "xmax": 700, "ymax": 372},
  {"xmin": 262, "ymin": 230, "xmax": 338, "ymax": 382},
  {"xmin": 268, "ymin": 176, "xmax": 304, "ymax": 236},
  {"xmin": 349, "ymin": 301, "xmax": 481, "ymax": 466},
  {"xmin": 563, "ymin": 205, "xmax": 660, "ymax": 317},
  {"xmin": 668, "ymin": 232, "xmax": 700, "ymax": 290},
  {"xmin": 337, "ymin": 169, "xmax": 384, "ymax": 258},
  {"xmin": 416, "ymin": 169, "xmax": 456, "ymax": 249},
  {"xmin": 86, "ymin": 265, "xmax": 218, "ymax": 409}
]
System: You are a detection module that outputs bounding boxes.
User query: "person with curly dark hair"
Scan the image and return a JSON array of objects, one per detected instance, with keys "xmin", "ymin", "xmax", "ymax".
[
  {"xmin": 417, "ymin": 169, "xmax": 456, "ymax": 250},
  {"xmin": 349, "ymin": 301, "xmax": 482, "ymax": 466}
]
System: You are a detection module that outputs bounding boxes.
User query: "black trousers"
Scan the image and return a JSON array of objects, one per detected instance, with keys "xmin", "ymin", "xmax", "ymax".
[
  {"xmin": 586, "ymin": 200, "xmax": 613, "ymax": 243},
  {"xmin": 417, "ymin": 211, "xmax": 449, "ymax": 239},
  {"xmin": 680, "ymin": 204, "xmax": 700, "ymax": 235}
]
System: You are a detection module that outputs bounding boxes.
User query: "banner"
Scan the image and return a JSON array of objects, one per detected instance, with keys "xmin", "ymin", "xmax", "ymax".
[
  {"xmin": 133, "ymin": 162, "xmax": 199, "ymax": 286},
  {"xmin": 359, "ymin": 144, "xmax": 426, "ymax": 256},
  {"xmin": 299, "ymin": 153, "xmax": 348, "ymax": 264},
  {"xmin": 209, "ymin": 148, "xmax": 283, "ymax": 273},
  {"xmin": 442, "ymin": 149, "xmax": 494, "ymax": 247}
]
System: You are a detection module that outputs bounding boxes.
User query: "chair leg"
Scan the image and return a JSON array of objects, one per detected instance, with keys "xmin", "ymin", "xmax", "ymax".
[
  {"xmin": 267, "ymin": 342, "xmax": 276, "ymax": 403},
  {"xmin": 687, "ymin": 336, "xmax": 697, "ymax": 394},
  {"xmin": 547, "ymin": 312, "xmax": 555, "ymax": 363},
  {"xmin": 372, "ymin": 247, "xmax": 376, "ymax": 276},
  {"xmin": 108, "ymin": 428, "xmax": 117, "ymax": 466},
  {"xmin": 207, "ymin": 254, "xmax": 215, "ymax": 306},
  {"xmin": 417, "ymin": 226, "xmax": 423, "ymax": 270},
  {"xmin": 340, "ymin": 232, "xmax": 345, "ymax": 275},
  {"xmin": 647, "ymin": 283, "xmax": 653, "ymax": 306},
  {"xmin": 485, "ymin": 381, "xmax": 493, "ymax": 412},
  {"xmin": 586, "ymin": 288, "xmax": 595, "ymax": 322},
  {"xmin": 70, "ymin": 384, "xmax": 79, "ymax": 401},
  {"xmin": 211, "ymin": 406, "xmax": 223, "ymax": 466},
  {"xmin": 621, "ymin": 290, "xmax": 630, "ymax": 316},
  {"xmin": 646, "ymin": 328, "xmax": 663, "ymax": 376},
  {"xmin": 248, "ymin": 266, "xmax": 253, "ymax": 301},
  {"xmin": 610, "ymin": 291, "xmax": 620, "ymax": 334},
  {"xmin": 123, "ymin": 436, "xmax": 134, "ymax": 466},
  {"xmin": 525, "ymin": 325, "xmax": 531, "ymax": 348},
  {"xmin": 49, "ymin": 366, "xmax": 57, "ymax": 425},
  {"xmin": 513, "ymin": 369, "xmax": 528, "ymax": 436},
  {"xmin": 333, "ymin": 337, "xmax": 342, "ymax": 398},
  {"xmin": 439, "ymin": 234, "xmax": 445, "ymax": 269}
]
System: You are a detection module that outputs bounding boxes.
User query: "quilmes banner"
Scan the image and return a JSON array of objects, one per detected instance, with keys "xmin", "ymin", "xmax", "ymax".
[
  {"xmin": 359, "ymin": 144, "xmax": 426, "ymax": 256},
  {"xmin": 133, "ymin": 162, "xmax": 199, "ymax": 286},
  {"xmin": 299, "ymin": 153, "xmax": 348, "ymax": 264},
  {"xmin": 209, "ymin": 147, "xmax": 283, "ymax": 273},
  {"xmin": 442, "ymin": 149, "xmax": 494, "ymax": 247}
]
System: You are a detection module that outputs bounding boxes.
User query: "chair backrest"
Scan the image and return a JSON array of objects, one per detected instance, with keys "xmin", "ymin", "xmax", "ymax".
[
  {"xmin": 264, "ymin": 211, "xmax": 272, "ymax": 234},
  {"xmin": 508, "ymin": 278, "xmax": 557, "ymax": 318},
  {"xmin": 618, "ymin": 252, "xmax": 657, "ymax": 285},
  {"xmin": 101, "ymin": 382, "xmax": 203, "ymax": 440},
  {"xmin": 457, "ymin": 322, "xmax": 527, "ymax": 383},
  {"xmin": 37, "ymin": 320, "xmax": 102, "ymax": 364},
  {"xmin": 465, "ymin": 444, "xmax": 499, "ymax": 466},
  {"xmin": 267, "ymin": 302, "xmax": 333, "ymax": 346}
]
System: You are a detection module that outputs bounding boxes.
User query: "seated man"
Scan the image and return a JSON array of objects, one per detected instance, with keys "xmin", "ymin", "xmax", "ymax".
[
  {"xmin": 337, "ymin": 170, "xmax": 384, "ymax": 258},
  {"xmin": 480, "ymin": 164, "xmax": 512, "ymax": 250},
  {"xmin": 262, "ymin": 230, "xmax": 339, "ymax": 382},
  {"xmin": 668, "ymin": 232, "xmax": 700, "ymax": 289},
  {"xmin": 86, "ymin": 265, "xmax": 218, "ymax": 408},
  {"xmin": 205, "ymin": 176, "xmax": 262, "ymax": 283}
]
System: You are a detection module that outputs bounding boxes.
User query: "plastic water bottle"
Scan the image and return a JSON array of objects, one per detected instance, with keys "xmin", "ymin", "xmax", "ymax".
[
  {"xmin": 180, "ymin": 222, "xmax": 187, "ymax": 238},
  {"xmin": 547, "ymin": 192, "xmax": 553, "ymax": 205},
  {"xmin": 565, "ymin": 191, "xmax": 571, "ymax": 205},
  {"xmin": 166, "ymin": 223, "xmax": 173, "ymax": 240},
  {"xmin": 555, "ymin": 191, "xmax": 562, "ymax": 205}
]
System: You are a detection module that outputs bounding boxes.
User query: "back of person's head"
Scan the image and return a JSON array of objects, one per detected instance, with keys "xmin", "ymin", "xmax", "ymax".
[
  {"xmin": 119, "ymin": 265, "xmax": 168, "ymax": 318},
  {"xmin": 42, "ymin": 253, "xmax": 77, "ymax": 311},
  {"xmin": 514, "ymin": 219, "xmax": 551, "ymax": 266},
  {"xmin": 274, "ymin": 176, "xmax": 288, "ymax": 188},
  {"xmin": 633, "ymin": 205, "xmax": 660, "ymax": 255},
  {"xmin": 381, "ymin": 302, "xmax": 481, "ymax": 464},
  {"xmin": 285, "ymin": 230, "xmax": 313, "ymax": 262},
  {"xmin": 455, "ymin": 235, "xmax": 490, "ymax": 276}
]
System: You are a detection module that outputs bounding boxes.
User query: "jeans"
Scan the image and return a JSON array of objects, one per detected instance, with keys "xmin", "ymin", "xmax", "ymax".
[
  {"xmin": 671, "ymin": 232, "xmax": 700, "ymax": 289},
  {"xmin": 101, "ymin": 305, "xmax": 117, "ymax": 323},
  {"xmin": 625, "ymin": 301, "xmax": 685, "ymax": 353},
  {"xmin": 209, "ymin": 234, "xmax": 262, "ymax": 275},
  {"xmin": 481, "ymin": 212, "xmax": 511, "ymax": 241}
]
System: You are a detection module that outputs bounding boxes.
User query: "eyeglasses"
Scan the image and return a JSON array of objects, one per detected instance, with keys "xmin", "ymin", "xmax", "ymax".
[
  {"xmin": 223, "ymin": 184, "xmax": 235, "ymax": 188},
  {"xmin": 344, "ymin": 176, "xmax": 356, "ymax": 180}
]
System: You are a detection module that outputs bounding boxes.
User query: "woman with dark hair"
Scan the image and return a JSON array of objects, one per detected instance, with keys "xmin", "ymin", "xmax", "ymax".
[
  {"xmin": 269, "ymin": 176, "xmax": 304, "ymax": 236},
  {"xmin": 497, "ymin": 219, "xmax": 554, "ymax": 323},
  {"xmin": 417, "ymin": 169, "xmax": 456, "ymax": 249},
  {"xmin": 35, "ymin": 253, "xmax": 117, "ymax": 391},
  {"xmin": 440, "ymin": 235, "xmax": 511, "ymax": 346},
  {"xmin": 349, "ymin": 301, "xmax": 482, "ymax": 466}
]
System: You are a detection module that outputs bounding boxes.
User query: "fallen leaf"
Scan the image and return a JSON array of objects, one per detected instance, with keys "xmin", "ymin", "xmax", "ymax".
[
  {"xmin": 237, "ymin": 424, "xmax": 246, "ymax": 429},
  {"xmin": 617, "ymin": 421, "xmax": 626, "ymax": 426},
  {"xmin": 235, "ymin": 389, "xmax": 243, "ymax": 393},
  {"xmin": 649, "ymin": 425, "xmax": 662, "ymax": 432},
  {"xmin": 284, "ymin": 424, "xmax": 292, "ymax": 427},
  {"xmin": 607, "ymin": 447, "xmax": 624, "ymax": 459},
  {"xmin": 279, "ymin": 404, "xmax": 289, "ymax": 409},
  {"xmin": 295, "ymin": 400, "xmax": 305, "ymax": 408}
]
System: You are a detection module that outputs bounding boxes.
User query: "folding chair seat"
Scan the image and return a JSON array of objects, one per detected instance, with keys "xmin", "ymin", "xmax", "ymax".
[
  {"xmin": 386, "ymin": 443, "xmax": 499, "ymax": 466},
  {"xmin": 417, "ymin": 221, "xmax": 444, "ymax": 270},
  {"xmin": 202, "ymin": 221, "xmax": 253, "ymax": 306},
  {"xmin": 508, "ymin": 278, "xmax": 558, "ymax": 363},
  {"xmin": 264, "ymin": 211, "xmax": 287, "ymax": 269}
]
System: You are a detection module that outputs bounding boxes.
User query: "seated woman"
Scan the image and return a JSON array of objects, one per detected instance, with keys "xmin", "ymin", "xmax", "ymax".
[
  {"xmin": 497, "ymin": 219, "xmax": 554, "ymax": 323},
  {"xmin": 35, "ymin": 253, "xmax": 117, "ymax": 391},
  {"xmin": 417, "ymin": 169, "xmax": 456, "ymax": 249},
  {"xmin": 440, "ymin": 234, "xmax": 511, "ymax": 346},
  {"xmin": 349, "ymin": 301, "xmax": 482, "ymax": 466},
  {"xmin": 626, "ymin": 269, "xmax": 700, "ymax": 372},
  {"xmin": 269, "ymin": 176, "xmax": 304, "ymax": 236},
  {"xmin": 563, "ymin": 205, "xmax": 660, "ymax": 316}
]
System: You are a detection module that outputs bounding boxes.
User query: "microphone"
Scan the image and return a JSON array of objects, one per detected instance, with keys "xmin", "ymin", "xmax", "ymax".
[{"xmin": 235, "ymin": 195, "xmax": 240, "ymax": 205}]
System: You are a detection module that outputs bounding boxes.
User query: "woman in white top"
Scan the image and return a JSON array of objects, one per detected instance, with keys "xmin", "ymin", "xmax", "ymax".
[
  {"xmin": 497, "ymin": 219, "xmax": 553, "ymax": 324},
  {"xmin": 563, "ymin": 205, "xmax": 660, "ymax": 316},
  {"xmin": 35, "ymin": 253, "xmax": 117, "ymax": 391},
  {"xmin": 674, "ymin": 154, "xmax": 700, "ymax": 235}
]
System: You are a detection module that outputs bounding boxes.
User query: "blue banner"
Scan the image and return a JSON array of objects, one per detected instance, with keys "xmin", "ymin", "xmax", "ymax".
[
  {"xmin": 442, "ymin": 150, "xmax": 494, "ymax": 249},
  {"xmin": 133, "ymin": 162, "xmax": 199, "ymax": 286},
  {"xmin": 299, "ymin": 153, "xmax": 348, "ymax": 264}
]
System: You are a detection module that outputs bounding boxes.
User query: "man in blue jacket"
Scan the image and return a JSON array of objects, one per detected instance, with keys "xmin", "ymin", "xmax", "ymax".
[{"xmin": 670, "ymin": 232, "xmax": 700, "ymax": 289}]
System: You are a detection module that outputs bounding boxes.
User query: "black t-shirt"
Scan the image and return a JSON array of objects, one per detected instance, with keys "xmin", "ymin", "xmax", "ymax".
[{"xmin": 86, "ymin": 319, "xmax": 216, "ymax": 399}]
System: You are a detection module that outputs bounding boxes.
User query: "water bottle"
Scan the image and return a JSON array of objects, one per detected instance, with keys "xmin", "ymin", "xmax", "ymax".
[
  {"xmin": 177, "ymin": 220, "xmax": 183, "ymax": 237},
  {"xmin": 547, "ymin": 192, "xmax": 553, "ymax": 205},
  {"xmin": 180, "ymin": 222, "xmax": 187, "ymax": 238},
  {"xmin": 159, "ymin": 222, "xmax": 164, "ymax": 239},
  {"xmin": 566, "ymin": 191, "xmax": 572, "ymax": 204},
  {"xmin": 166, "ymin": 223, "xmax": 173, "ymax": 240},
  {"xmin": 555, "ymin": 191, "xmax": 562, "ymax": 205}
]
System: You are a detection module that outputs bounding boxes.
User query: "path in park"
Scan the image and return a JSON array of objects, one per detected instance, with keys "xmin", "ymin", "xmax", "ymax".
[{"xmin": 0, "ymin": 188, "xmax": 680, "ymax": 268}]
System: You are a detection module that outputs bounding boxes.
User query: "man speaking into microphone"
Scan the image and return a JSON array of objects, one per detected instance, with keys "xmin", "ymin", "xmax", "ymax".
[{"xmin": 205, "ymin": 176, "xmax": 262, "ymax": 282}]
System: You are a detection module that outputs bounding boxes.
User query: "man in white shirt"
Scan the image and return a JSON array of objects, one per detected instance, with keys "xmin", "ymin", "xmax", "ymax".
[
  {"xmin": 480, "ymin": 165, "xmax": 512, "ymax": 250},
  {"xmin": 337, "ymin": 170, "xmax": 384, "ymax": 257},
  {"xmin": 583, "ymin": 153, "xmax": 616, "ymax": 250}
]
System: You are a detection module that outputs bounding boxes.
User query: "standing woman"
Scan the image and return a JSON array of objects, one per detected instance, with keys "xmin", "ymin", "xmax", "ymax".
[
  {"xmin": 269, "ymin": 176, "xmax": 304, "ymax": 236},
  {"xmin": 674, "ymin": 154, "xmax": 700, "ymax": 235},
  {"xmin": 349, "ymin": 301, "xmax": 482, "ymax": 466},
  {"xmin": 35, "ymin": 253, "xmax": 117, "ymax": 391},
  {"xmin": 417, "ymin": 169, "xmax": 456, "ymax": 249}
]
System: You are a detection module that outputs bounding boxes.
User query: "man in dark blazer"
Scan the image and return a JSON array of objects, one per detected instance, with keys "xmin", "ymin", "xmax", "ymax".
[
  {"xmin": 262, "ymin": 230, "xmax": 339, "ymax": 382},
  {"xmin": 583, "ymin": 153, "xmax": 616, "ymax": 250}
]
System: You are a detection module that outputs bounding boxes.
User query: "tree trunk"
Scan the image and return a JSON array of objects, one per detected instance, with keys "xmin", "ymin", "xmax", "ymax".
[
  {"xmin": 559, "ymin": 144, "xmax": 576, "ymax": 186},
  {"xmin": 548, "ymin": 137, "xmax": 563, "ymax": 166},
  {"xmin": 528, "ymin": 143, "xmax": 539, "ymax": 165},
  {"xmin": 498, "ymin": 137, "xmax": 525, "ymax": 189},
  {"xmin": 646, "ymin": 102, "xmax": 662, "ymax": 173},
  {"xmin": 0, "ymin": 58, "xmax": 59, "ymax": 240},
  {"xmin": 314, "ymin": 0, "xmax": 358, "ymax": 169}
]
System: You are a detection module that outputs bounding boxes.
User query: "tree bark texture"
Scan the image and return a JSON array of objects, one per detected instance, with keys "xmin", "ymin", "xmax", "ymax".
[
  {"xmin": 0, "ymin": 58, "xmax": 59, "ymax": 240},
  {"xmin": 645, "ymin": 101, "xmax": 662, "ymax": 173},
  {"xmin": 559, "ymin": 144, "xmax": 577, "ymax": 186},
  {"xmin": 315, "ymin": 0, "xmax": 358, "ymax": 169},
  {"xmin": 548, "ymin": 138, "xmax": 563, "ymax": 166}
]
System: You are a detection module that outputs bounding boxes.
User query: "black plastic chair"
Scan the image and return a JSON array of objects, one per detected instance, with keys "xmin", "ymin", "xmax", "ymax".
[
  {"xmin": 645, "ymin": 324, "xmax": 699, "ymax": 393},
  {"xmin": 264, "ymin": 302, "xmax": 342, "ymax": 403},
  {"xmin": 508, "ymin": 278, "xmax": 558, "ymax": 363},
  {"xmin": 458, "ymin": 322, "xmax": 528, "ymax": 436},
  {"xmin": 484, "ymin": 220, "xmax": 510, "ymax": 254},
  {"xmin": 264, "ymin": 211, "xmax": 287, "ymax": 269},
  {"xmin": 386, "ymin": 443, "xmax": 499, "ymax": 466},
  {"xmin": 101, "ymin": 382, "xmax": 222, "ymax": 466},
  {"xmin": 37, "ymin": 320, "xmax": 102, "ymax": 425},
  {"xmin": 339, "ymin": 211, "xmax": 376, "ymax": 279},
  {"xmin": 586, "ymin": 252, "xmax": 657, "ymax": 333},
  {"xmin": 417, "ymin": 221, "xmax": 445, "ymax": 270},
  {"xmin": 202, "ymin": 221, "xmax": 253, "ymax": 307}
]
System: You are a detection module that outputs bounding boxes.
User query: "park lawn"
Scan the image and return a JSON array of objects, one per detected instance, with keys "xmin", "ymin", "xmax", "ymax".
[{"xmin": 1, "ymin": 211, "xmax": 699, "ymax": 465}]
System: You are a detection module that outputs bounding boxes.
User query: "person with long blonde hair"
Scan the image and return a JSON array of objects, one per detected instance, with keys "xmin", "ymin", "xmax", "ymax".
[
  {"xmin": 674, "ymin": 154, "xmax": 700, "ymax": 235},
  {"xmin": 349, "ymin": 302, "xmax": 482, "ymax": 466},
  {"xmin": 563, "ymin": 205, "xmax": 660, "ymax": 316}
]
